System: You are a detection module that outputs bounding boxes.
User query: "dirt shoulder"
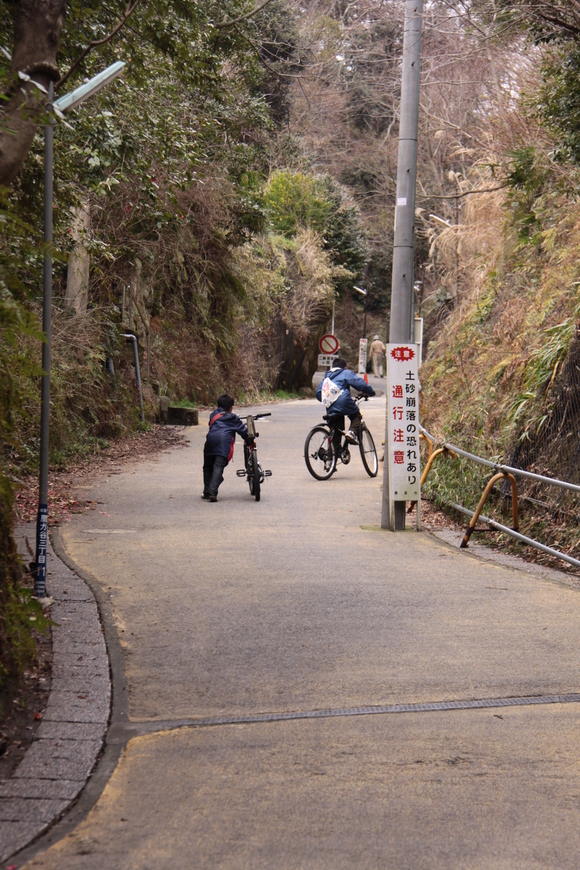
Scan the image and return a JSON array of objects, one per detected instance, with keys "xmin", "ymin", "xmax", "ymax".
[{"xmin": 14, "ymin": 425, "xmax": 188, "ymax": 528}]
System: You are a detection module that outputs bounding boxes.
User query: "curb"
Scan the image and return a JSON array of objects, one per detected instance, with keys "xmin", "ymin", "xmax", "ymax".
[{"xmin": 0, "ymin": 525, "xmax": 111, "ymax": 864}]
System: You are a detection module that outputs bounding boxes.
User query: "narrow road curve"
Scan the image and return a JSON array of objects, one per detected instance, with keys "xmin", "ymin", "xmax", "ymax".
[{"xmin": 23, "ymin": 394, "xmax": 580, "ymax": 869}]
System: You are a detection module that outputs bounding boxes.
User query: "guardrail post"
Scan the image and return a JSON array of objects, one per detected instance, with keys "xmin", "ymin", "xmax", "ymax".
[{"xmin": 460, "ymin": 472, "xmax": 519, "ymax": 548}]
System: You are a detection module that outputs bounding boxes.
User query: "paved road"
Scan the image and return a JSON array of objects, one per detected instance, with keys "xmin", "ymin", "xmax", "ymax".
[{"xmin": 24, "ymin": 390, "xmax": 580, "ymax": 869}]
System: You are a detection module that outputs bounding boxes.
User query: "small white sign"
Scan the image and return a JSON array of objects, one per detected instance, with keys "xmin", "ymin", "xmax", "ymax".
[
  {"xmin": 397, "ymin": 197, "xmax": 407, "ymax": 206},
  {"xmin": 386, "ymin": 344, "xmax": 420, "ymax": 502},
  {"xmin": 358, "ymin": 338, "xmax": 368, "ymax": 375},
  {"xmin": 318, "ymin": 353, "xmax": 338, "ymax": 369}
]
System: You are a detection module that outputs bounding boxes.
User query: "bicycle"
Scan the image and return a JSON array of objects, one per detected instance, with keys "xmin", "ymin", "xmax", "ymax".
[
  {"xmin": 236, "ymin": 413, "xmax": 272, "ymax": 500},
  {"xmin": 304, "ymin": 395, "xmax": 378, "ymax": 480}
]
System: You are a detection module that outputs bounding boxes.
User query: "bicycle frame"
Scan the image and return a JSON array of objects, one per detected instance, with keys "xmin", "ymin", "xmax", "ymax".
[
  {"xmin": 236, "ymin": 413, "xmax": 272, "ymax": 499},
  {"xmin": 304, "ymin": 394, "xmax": 378, "ymax": 480}
]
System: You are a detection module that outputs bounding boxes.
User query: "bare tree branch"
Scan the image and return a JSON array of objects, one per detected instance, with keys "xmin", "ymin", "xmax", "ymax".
[
  {"xmin": 57, "ymin": 0, "xmax": 140, "ymax": 89},
  {"xmin": 418, "ymin": 185, "xmax": 507, "ymax": 201},
  {"xmin": 216, "ymin": 0, "xmax": 276, "ymax": 30},
  {"xmin": 232, "ymin": 22, "xmax": 305, "ymax": 80}
]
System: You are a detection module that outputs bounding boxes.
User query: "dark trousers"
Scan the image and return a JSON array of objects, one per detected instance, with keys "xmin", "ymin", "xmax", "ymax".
[
  {"xmin": 203, "ymin": 454, "xmax": 228, "ymax": 496},
  {"xmin": 328, "ymin": 412, "xmax": 362, "ymax": 452}
]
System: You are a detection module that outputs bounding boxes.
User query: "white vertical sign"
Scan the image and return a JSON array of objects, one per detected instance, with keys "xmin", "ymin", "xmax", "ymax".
[
  {"xmin": 386, "ymin": 344, "xmax": 421, "ymax": 503},
  {"xmin": 358, "ymin": 338, "xmax": 368, "ymax": 376}
]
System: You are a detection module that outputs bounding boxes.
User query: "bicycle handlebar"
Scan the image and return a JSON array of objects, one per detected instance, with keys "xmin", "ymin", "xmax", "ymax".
[{"xmin": 239, "ymin": 412, "xmax": 272, "ymax": 421}]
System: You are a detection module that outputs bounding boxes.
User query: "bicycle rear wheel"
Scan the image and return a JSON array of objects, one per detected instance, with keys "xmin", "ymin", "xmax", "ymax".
[
  {"xmin": 359, "ymin": 423, "xmax": 378, "ymax": 477},
  {"xmin": 304, "ymin": 426, "xmax": 337, "ymax": 480},
  {"xmin": 250, "ymin": 449, "xmax": 261, "ymax": 500}
]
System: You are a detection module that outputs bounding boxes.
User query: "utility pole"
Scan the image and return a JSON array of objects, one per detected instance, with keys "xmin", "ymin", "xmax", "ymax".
[{"xmin": 381, "ymin": 0, "xmax": 423, "ymax": 531}]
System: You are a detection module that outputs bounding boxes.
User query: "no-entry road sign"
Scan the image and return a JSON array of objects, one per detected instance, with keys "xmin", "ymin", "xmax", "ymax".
[{"xmin": 319, "ymin": 333, "xmax": 339, "ymax": 355}]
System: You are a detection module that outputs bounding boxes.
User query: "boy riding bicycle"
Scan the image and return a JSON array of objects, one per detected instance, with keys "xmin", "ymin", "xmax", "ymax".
[{"xmin": 315, "ymin": 357, "xmax": 375, "ymax": 449}]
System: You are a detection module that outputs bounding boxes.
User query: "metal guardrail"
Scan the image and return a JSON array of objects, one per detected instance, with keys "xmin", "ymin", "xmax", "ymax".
[{"xmin": 420, "ymin": 426, "xmax": 580, "ymax": 570}]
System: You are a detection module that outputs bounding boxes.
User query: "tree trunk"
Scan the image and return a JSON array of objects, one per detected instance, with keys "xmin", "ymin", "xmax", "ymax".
[{"xmin": 0, "ymin": 0, "xmax": 67, "ymax": 189}]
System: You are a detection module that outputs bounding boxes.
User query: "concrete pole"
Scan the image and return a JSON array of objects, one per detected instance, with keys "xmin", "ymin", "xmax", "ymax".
[
  {"xmin": 35, "ymin": 83, "xmax": 54, "ymax": 597},
  {"xmin": 65, "ymin": 203, "xmax": 90, "ymax": 313},
  {"xmin": 381, "ymin": 0, "xmax": 423, "ymax": 531}
]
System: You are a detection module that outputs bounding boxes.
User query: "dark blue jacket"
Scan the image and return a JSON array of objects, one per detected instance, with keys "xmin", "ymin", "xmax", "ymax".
[
  {"xmin": 316, "ymin": 367, "xmax": 375, "ymax": 417},
  {"xmin": 204, "ymin": 409, "xmax": 249, "ymax": 461}
]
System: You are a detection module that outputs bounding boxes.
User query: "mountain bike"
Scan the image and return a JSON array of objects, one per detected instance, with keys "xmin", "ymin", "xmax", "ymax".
[
  {"xmin": 304, "ymin": 395, "xmax": 378, "ymax": 480},
  {"xmin": 236, "ymin": 413, "xmax": 272, "ymax": 500}
]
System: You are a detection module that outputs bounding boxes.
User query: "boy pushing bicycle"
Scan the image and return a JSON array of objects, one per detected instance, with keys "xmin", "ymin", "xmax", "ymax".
[{"xmin": 203, "ymin": 394, "xmax": 251, "ymax": 502}]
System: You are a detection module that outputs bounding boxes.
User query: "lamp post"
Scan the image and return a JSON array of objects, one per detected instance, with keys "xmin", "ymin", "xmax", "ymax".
[
  {"xmin": 34, "ymin": 61, "xmax": 126, "ymax": 599},
  {"xmin": 353, "ymin": 285, "xmax": 368, "ymax": 338}
]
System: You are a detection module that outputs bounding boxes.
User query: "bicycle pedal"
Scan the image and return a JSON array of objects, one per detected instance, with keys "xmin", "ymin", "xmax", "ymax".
[
  {"xmin": 236, "ymin": 469, "xmax": 246, "ymax": 477},
  {"xmin": 263, "ymin": 470, "xmax": 272, "ymax": 477}
]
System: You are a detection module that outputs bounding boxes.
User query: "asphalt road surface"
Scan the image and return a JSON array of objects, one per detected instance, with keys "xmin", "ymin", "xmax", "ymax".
[{"xmin": 24, "ymin": 389, "xmax": 580, "ymax": 869}]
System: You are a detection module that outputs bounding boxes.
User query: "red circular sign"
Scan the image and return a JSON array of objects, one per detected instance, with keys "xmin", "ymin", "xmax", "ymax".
[{"xmin": 319, "ymin": 334, "xmax": 339, "ymax": 354}]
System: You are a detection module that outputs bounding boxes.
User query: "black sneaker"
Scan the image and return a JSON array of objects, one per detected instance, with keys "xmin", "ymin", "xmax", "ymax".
[
  {"xmin": 201, "ymin": 493, "xmax": 210, "ymax": 500},
  {"xmin": 209, "ymin": 494, "xmax": 218, "ymax": 502}
]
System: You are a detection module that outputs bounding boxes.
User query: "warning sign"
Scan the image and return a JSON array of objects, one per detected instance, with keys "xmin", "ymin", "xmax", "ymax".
[
  {"xmin": 358, "ymin": 338, "xmax": 368, "ymax": 375},
  {"xmin": 386, "ymin": 343, "xmax": 420, "ymax": 501}
]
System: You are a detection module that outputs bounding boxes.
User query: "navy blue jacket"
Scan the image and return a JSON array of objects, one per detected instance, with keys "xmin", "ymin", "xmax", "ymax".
[
  {"xmin": 204, "ymin": 409, "xmax": 249, "ymax": 460},
  {"xmin": 316, "ymin": 367, "xmax": 375, "ymax": 417}
]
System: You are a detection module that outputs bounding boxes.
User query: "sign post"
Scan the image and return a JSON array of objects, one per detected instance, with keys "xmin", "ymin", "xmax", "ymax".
[{"xmin": 385, "ymin": 344, "xmax": 421, "ymax": 530}]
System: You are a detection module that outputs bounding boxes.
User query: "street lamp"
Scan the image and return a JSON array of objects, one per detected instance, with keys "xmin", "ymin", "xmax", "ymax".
[
  {"xmin": 353, "ymin": 285, "xmax": 368, "ymax": 338},
  {"xmin": 34, "ymin": 61, "xmax": 126, "ymax": 599}
]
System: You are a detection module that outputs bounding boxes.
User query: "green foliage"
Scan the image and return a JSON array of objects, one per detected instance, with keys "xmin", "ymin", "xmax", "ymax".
[
  {"xmin": 505, "ymin": 147, "xmax": 548, "ymax": 243},
  {"xmin": 0, "ymin": 191, "xmax": 49, "ymax": 708},
  {"xmin": 422, "ymin": 451, "xmax": 492, "ymax": 514},
  {"xmin": 538, "ymin": 47, "xmax": 580, "ymax": 166},
  {"xmin": 250, "ymin": 0, "xmax": 303, "ymax": 126},
  {"xmin": 265, "ymin": 171, "xmax": 331, "ymax": 236},
  {"xmin": 0, "ymin": 482, "xmax": 51, "ymax": 710},
  {"xmin": 1, "ymin": 581, "xmax": 52, "ymax": 699},
  {"xmin": 507, "ymin": 315, "xmax": 577, "ymax": 436},
  {"xmin": 0, "ymin": 189, "xmax": 44, "ymax": 471},
  {"xmin": 264, "ymin": 170, "xmax": 367, "ymax": 286}
]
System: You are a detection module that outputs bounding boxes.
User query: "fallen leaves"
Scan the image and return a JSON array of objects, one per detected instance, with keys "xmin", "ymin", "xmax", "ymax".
[{"xmin": 14, "ymin": 425, "xmax": 188, "ymax": 526}]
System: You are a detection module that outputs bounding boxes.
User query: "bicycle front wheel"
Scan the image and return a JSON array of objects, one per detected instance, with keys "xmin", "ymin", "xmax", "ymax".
[
  {"xmin": 359, "ymin": 423, "xmax": 378, "ymax": 477},
  {"xmin": 250, "ymin": 449, "xmax": 261, "ymax": 500},
  {"xmin": 304, "ymin": 426, "xmax": 337, "ymax": 480}
]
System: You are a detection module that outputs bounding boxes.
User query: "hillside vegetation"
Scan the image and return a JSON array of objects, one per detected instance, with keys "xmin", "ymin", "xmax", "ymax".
[{"xmin": 418, "ymin": 10, "xmax": 580, "ymax": 559}]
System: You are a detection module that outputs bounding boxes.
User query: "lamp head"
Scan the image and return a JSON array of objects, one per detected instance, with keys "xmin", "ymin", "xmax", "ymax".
[{"xmin": 54, "ymin": 61, "xmax": 125, "ymax": 113}]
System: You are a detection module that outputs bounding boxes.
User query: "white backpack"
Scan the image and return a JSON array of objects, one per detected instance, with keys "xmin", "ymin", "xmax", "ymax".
[{"xmin": 320, "ymin": 376, "xmax": 343, "ymax": 407}]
